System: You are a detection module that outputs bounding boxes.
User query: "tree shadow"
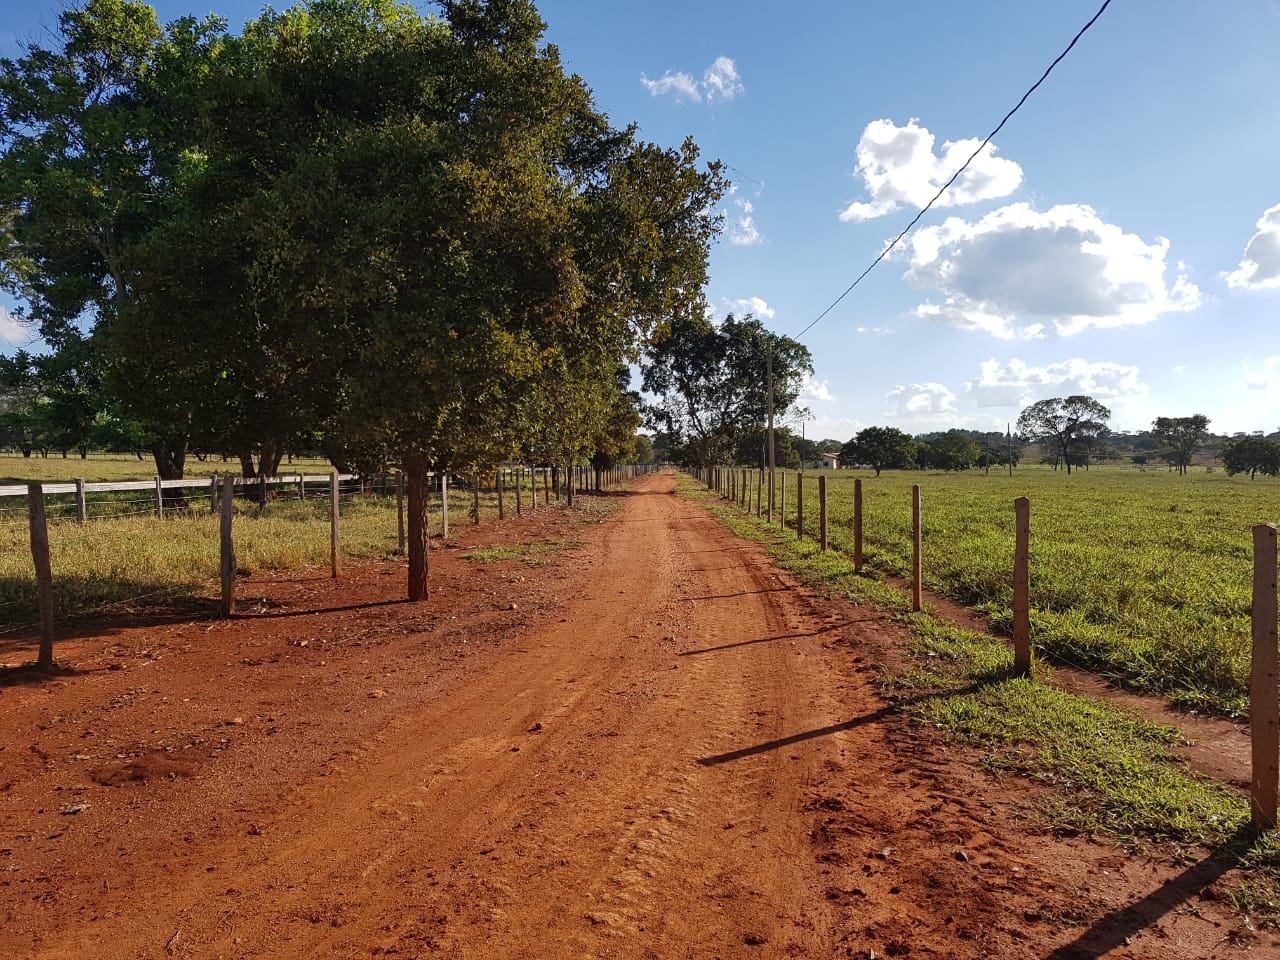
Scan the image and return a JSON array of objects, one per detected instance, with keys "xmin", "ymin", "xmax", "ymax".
[
  {"xmin": 238, "ymin": 598, "xmax": 406, "ymax": 620},
  {"xmin": 0, "ymin": 660, "xmax": 85, "ymax": 688}
]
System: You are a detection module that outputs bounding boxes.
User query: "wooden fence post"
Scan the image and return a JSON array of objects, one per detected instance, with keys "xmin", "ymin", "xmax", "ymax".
[
  {"xmin": 27, "ymin": 483, "xmax": 55, "ymax": 669},
  {"xmin": 819, "ymin": 475, "xmax": 828, "ymax": 552},
  {"xmin": 1251, "ymin": 522, "xmax": 1279, "ymax": 829},
  {"xmin": 515, "ymin": 467, "xmax": 523, "ymax": 516},
  {"xmin": 543, "ymin": 468, "xmax": 550, "ymax": 505},
  {"xmin": 220, "ymin": 477, "xmax": 235, "ymax": 617},
  {"xmin": 854, "ymin": 478, "xmax": 864, "ymax": 572},
  {"xmin": 154, "ymin": 475, "xmax": 163, "ymax": 519},
  {"xmin": 330, "ymin": 472, "xmax": 340, "ymax": 578},
  {"xmin": 299, "ymin": 474, "xmax": 306, "ymax": 502},
  {"xmin": 396, "ymin": 471, "xmax": 405, "ymax": 554},
  {"xmin": 796, "ymin": 472, "xmax": 805, "ymax": 540},
  {"xmin": 75, "ymin": 478, "xmax": 86, "ymax": 523},
  {"xmin": 911, "ymin": 484, "xmax": 922, "ymax": 613},
  {"xmin": 757, "ymin": 471, "xmax": 763, "ymax": 519},
  {"xmin": 497, "ymin": 470, "xmax": 506, "ymax": 519},
  {"xmin": 1013, "ymin": 497, "xmax": 1032, "ymax": 675},
  {"xmin": 472, "ymin": 474, "xmax": 481, "ymax": 525},
  {"xmin": 210, "ymin": 475, "xmax": 218, "ymax": 514},
  {"xmin": 779, "ymin": 471, "xmax": 787, "ymax": 530},
  {"xmin": 441, "ymin": 472, "xmax": 450, "ymax": 537},
  {"xmin": 767, "ymin": 470, "xmax": 774, "ymax": 522}
]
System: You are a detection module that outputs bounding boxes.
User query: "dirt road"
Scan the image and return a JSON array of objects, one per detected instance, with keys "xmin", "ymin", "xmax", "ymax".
[{"xmin": 0, "ymin": 472, "xmax": 1266, "ymax": 958}]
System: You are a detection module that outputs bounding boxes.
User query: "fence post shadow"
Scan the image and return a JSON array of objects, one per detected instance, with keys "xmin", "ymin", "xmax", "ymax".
[{"xmin": 1043, "ymin": 824, "xmax": 1259, "ymax": 959}]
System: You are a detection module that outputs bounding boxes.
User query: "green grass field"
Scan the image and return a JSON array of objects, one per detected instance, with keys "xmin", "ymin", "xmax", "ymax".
[
  {"xmin": 729, "ymin": 465, "xmax": 1280, "ymax": 716},
  {"xmin": 0, "ymin": 472, "xmax": 563, "ymax": 634},
  {"xmin": 0, "ymin": 453, "xmax": 337, "ymax": 485}
]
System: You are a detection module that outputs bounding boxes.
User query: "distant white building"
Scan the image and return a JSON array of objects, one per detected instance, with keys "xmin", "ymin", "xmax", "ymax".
[{"xmin": 820, "ymin": 452, "xmax": 840, "ymax": 470}]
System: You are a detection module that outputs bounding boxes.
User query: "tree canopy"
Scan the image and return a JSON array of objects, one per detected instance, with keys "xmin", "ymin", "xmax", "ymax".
[
  {"xmin": 840, "ymin": 426, "xmax": 915, "ymax": 476},
  {"xmin": 1222, "ymin": 436, "xmax": 1280, "ymax": 479},
  {"xmin": 641, "ymin": 312, "xmax": 811, "ymax": 468},
  {"xmin": 1, "ymin": 0, "xmax": 726, "ymax": 601},
  {"xmin": 1016, "ymin": 396, "xmax": 1111, "ymax": 476},
  {"xmin": 1151, "ymin": 414, "xmax": 1210, "ymax": 475}
]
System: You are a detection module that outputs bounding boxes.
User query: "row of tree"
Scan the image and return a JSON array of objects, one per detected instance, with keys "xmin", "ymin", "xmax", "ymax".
[
  {"xmin": 0, "ymin": 0, "xmax": 728, "ymax": 598},
  {"xmin": 651, "ymin": 383, "xmax": 1279, "ymax": 479}
]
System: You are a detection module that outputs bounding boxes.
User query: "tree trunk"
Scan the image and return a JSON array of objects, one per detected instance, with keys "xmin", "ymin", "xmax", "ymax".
[
  {"xmin": 405, "ymin": 449, "xmax": 430, "ymax": 602},
  {"xmin": 152, "ymin": 437, "xmax": 187, "ymax": 480}
]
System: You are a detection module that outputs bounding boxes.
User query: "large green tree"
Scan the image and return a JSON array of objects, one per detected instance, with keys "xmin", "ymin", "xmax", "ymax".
[
  {"xmin": 642, "ymin": 312, "xmax": 811, "ymax": 467},
  {"xmin": 1151, "ymin": 414, "xmax": 1210, "ymax": 475},
  {"xmin": 0, "ymin": 0, "xmax": 222, "ymax": 477},
  {"xmin": 1016, "ymin": 396, "xmax": 1111, "ymax": 476},
  {"xmin": 1222, "ymin": 436, "xmax": 1280, "ymax": 479},
  {"xmin": 840, "ymin": 426, "xmax": 916, "ymax": 476}
]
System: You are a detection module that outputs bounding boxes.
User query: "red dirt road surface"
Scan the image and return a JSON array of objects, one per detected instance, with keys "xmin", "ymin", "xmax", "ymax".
[{"xmin": 1, "ymin": 471, "xmax": 1272, "ymax": 958}]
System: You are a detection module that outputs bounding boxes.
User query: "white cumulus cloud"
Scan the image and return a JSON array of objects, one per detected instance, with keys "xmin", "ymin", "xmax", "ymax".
[
  {"xmin": 0, "ymin": 305, "xmax": 27, "ymax": 343},
  {"xmin": 840, "ymin": 119, "xmax": 1022, "ymax": 222},
  {"xmin": 885, "ymin": 382, "xmax": 958, "ymax": 425},
  {"xmin": 726, "ymin": 296, "xmax": 774, "ymax": 320},
  {"xmin": 1224, "ymin": 201, "xmax": 1280, "ymax": 290},
  {"xmin": 641, "ymin": 56, "xmax": 743, "ymax": 104},
  {"xmin": 801, "ymin": 374, "xmax": 834, "ymax": 403},
  {"xmin": 640, "ymin": 70, "xmax": 700, "ymax": 102},
  {"xmin": 906, "ymin": 202, "xmax": 1202, "ymax": 338},
  {"xmin": 964, "ymin": 358, "xmax": 1148, "ymax": 409},
  {"xmin": 702, "ymin": 56, "xmax": 743, "ymax": 102}
]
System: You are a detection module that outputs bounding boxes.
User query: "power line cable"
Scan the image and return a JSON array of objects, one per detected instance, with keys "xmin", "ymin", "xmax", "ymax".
[{"xmin": 797, "ymin": 0, "xmax": 1114, "ymax": 340}]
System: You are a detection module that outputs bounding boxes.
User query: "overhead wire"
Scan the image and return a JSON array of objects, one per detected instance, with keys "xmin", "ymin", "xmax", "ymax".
[{"xmin": 796, "ymin": 0, "xmax": 1115, "ymax": 340}]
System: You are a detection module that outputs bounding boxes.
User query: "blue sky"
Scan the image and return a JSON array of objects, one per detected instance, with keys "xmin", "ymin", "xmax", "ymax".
[{"xmin": 4, "ymin": 1, "xmax": 1280, "ymax": 439}]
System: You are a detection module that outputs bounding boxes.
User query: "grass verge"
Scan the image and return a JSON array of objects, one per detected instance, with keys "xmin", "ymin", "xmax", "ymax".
[{"xmin": 676, "ymin": 473, "xmax": 1280, "ymax": 925}]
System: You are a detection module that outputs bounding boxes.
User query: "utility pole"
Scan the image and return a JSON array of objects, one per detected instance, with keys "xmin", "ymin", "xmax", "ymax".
[
  {"xmin": 766, "ymin": 343, "xmax": 776, "ymax": 521},
  {"xmin": 1007, "ymin": 423, "xmax": 1014, "ymax": 478}
]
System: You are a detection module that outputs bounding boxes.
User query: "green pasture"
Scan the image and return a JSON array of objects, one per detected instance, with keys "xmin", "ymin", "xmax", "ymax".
[
  {"xmin": 0, "ymin": 453, "xmax": 336, "ymax": 485},
  {"xmin": 0, "ymin": 473, "xmax": 559, "ymax": 637},
  {"xmin": 732, "ymin": 464, "xmax": 1280, "ymax": 716}
]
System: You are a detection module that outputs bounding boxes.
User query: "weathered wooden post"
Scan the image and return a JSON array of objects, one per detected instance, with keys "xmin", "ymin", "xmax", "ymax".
[
  {"xmin": 779, "ymin": 471, "xmax": 787, "ymax": 530},
  {"xmin": 543, "ymin": 468, "xmax": 551, "ymax": 505},
  {"xmin": 854, "ymin": 478, "xmax": 864, "ymax": 572},
  {"xmin": 767, "ymin": 470, "xmax": 774, "ymax": 522},
  {"xmin": 819, "ymin": 475, "xmax": 828, "ymax": 552},
  {"xmin": 1014, "ymin": 497, "xmax": 1032, "ymax": 675},
  {"xmin": 210, "ymin": 475, "xmax": 218, "ymax": 514},
  {"xmin": 329, "ymin": 472, "xmax": 340, "ymax": 578},
  {"xmin": 154, "ymin": 476, "xmax": 164, "ymax": 519},
  {"xmin": 497, "ymin": 470, "xmax": 506, "ymax": 519},
  {"xmin": 1251, "ymin": 522, "xmax": 1279, "ymax": 829},
  {"xmin": 515, "ymin": 467, "xmax": 523, "ymax": 517},
  {"xmin": 27, "ymin": 483, "xmax": 55, "ymax": 669},
  {"xmin": 796, "ymin": 472, "xmax": 805, "ymax": 540},
  {"xmin": 75, "ymin": 478, "xmax": 87, "ymax": 523},
  {"xmin": 396, "ymin": 471, "xmax": 406, "ymax": 554},
  {"xmin": 911, "ymin": 484, "xmax": 923, "ymax": 613},
  {"xmin": 220, "ymin": 476, "xmax": 235, "ymax": 617},
  {"xmin": 472, "ymin": 474, "xmax": 481, "ymax": 525},
  {"xmin": 299, "ymin": 474, "xmax": 306, "ymax": 502},
  {"xmin": 757, "ymin": 470, "xmax": 763, "ymax": 519},
  {"xmin": 441, "ymin": 472, "xmax": 450, "ymax": 537}
]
